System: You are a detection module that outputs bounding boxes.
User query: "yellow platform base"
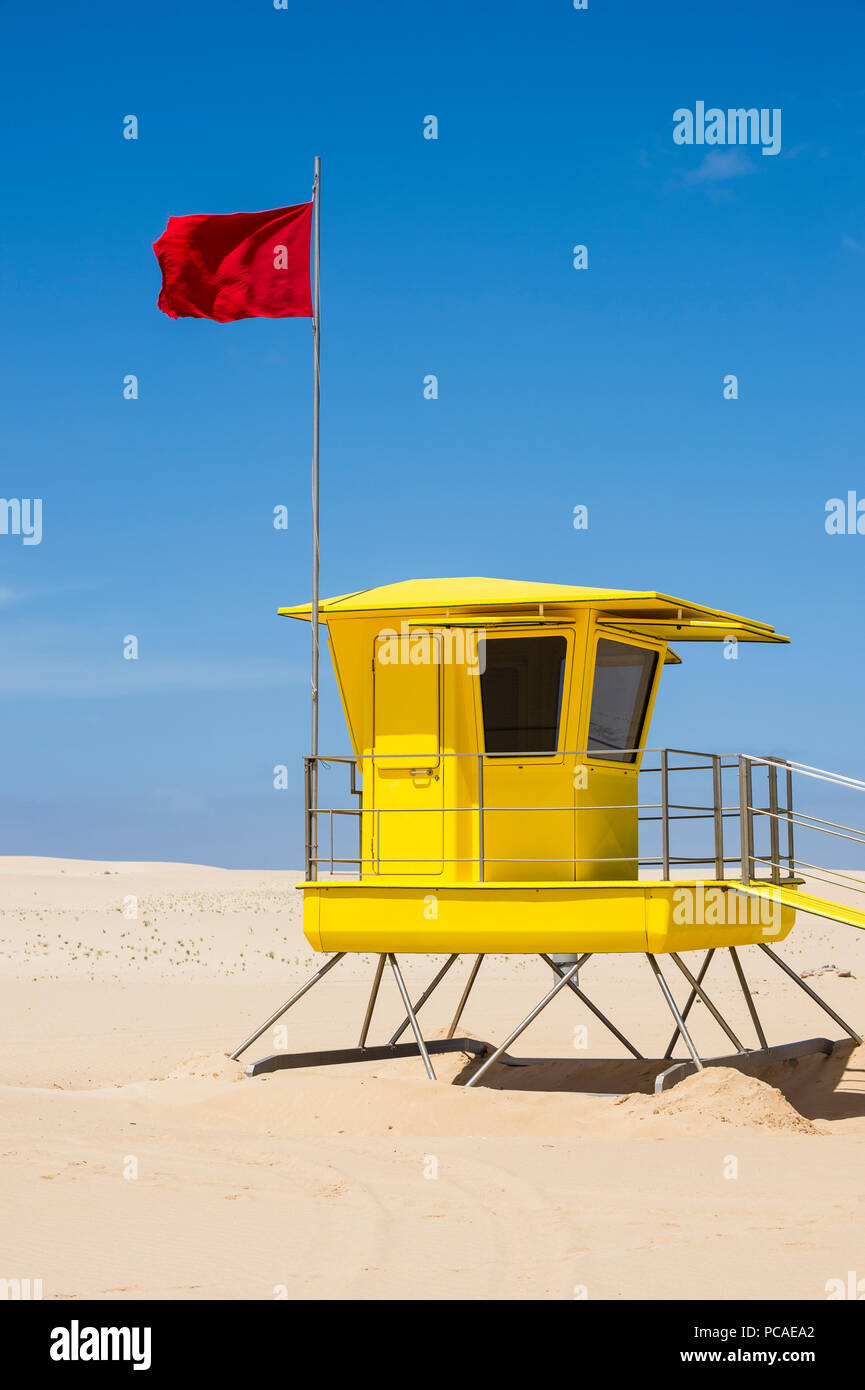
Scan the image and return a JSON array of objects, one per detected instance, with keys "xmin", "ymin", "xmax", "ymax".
[{"xmin": 299, "ymin": 880, "xmax": 797, "ymax": 955}]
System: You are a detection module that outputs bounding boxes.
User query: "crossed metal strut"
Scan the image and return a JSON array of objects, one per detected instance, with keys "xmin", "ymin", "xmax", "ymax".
[{"xmin": 230, "ymin": 943, "xmax": 861, "ymax": 1088}]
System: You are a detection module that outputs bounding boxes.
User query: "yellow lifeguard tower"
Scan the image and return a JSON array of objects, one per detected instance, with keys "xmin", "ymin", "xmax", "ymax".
[{"xmin": 232, "ymin": 577, "xmax": 864, "ymax": 1090}]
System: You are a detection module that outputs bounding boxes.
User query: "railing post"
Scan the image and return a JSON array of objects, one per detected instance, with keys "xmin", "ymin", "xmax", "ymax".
[
  {"xmin": 784, "ymin": 760, "xmax": 795, "ymax": 879},
  {"xmin": 660, "ymin": 749, "xmax": 670, "ymax": 878},
  {"xmin": 477, "ymin": 753, "xmax": 484, "ymax": 882},
  {"xmin": 712, "ymin": 754, "xmax": 724, "ymax": 879},
  {"xmin": 345, "ymin": 758, "xmax": 362, "ymax": 876},
  {"xmin": 304, "ymin": 757, "xmax": 315, "ymax": 881},
  {"xmin": 767, "ymin": 756, "xmax": 781, "ymax": 885},
  {"xmin": 738, "ymin": 755, "xmax": 754, "ymax": 882}
]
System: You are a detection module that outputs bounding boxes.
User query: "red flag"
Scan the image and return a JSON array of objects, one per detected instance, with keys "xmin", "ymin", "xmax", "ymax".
[{"xmin": 153, "ymin": 202, "xmax": 313, "ymax": 322}]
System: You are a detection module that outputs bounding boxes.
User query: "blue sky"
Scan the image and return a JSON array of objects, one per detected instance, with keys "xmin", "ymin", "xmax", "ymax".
[{"xmin": 1, "ymin": 0, "xmax": 864, "ymax": 867}]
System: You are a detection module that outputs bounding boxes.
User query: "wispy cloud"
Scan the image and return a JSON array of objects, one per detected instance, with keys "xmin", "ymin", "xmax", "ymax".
[
  {"xmin": 0, "ymin": 630, "xmax": 305, "ymax": 699},
  {"xmin": 683, "ymin": 150, "xmax": 756, "ymax": 184},
  {"xmin": 780, "ymin": 140, "xmax": 829, "ymax": 162},
  {"xmin": 0, "ymin": 580, "xmax": 106, "ymax": 609}
]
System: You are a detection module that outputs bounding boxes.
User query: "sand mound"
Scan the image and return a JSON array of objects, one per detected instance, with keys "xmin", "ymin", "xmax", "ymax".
[
  {"xmin": 618, "ymin": 1065, "xmax": 817, "ymax": 1133},
  {"xmin": 166, "ymin": 1052, "xmax": 245, "ymax": 1083}
]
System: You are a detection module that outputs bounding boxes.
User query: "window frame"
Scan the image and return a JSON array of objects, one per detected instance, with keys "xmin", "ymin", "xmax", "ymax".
[
  {"xmin": 581, "ymin": 628, "xmax": 665, "ymax": 770},
  {"xmin": 475, "ymin": 626, "xmax": 573, "ymax": 764}
]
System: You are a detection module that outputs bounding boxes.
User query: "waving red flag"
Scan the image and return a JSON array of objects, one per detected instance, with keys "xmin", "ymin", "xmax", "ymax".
[{"xmin": 153, "ymin": 202, "xmax": 313, "ymax": 322}]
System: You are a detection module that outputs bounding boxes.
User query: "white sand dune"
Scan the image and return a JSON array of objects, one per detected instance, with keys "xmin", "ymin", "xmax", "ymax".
[{"xmin": 1, "ymin": 857, "xmax": 864, "ymax": 1300}]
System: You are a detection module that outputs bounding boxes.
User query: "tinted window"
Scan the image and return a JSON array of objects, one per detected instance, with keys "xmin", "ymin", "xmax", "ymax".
[
  {"xmin": 480, "ymin": 636, "xmax": 566, "ymax": 754},
  {"xmin": 587, "ymin": 639, "xmax": 657, "ymax": 762}
]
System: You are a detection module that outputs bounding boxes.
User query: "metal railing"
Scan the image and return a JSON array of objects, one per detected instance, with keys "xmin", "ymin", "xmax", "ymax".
[
  {"xmin": 739, "ymin": 755, "xmax": 865, "ymax": 912},
  {"xmin": 300, "ymin": 747, "xmax": 815, "ymax": 884}
]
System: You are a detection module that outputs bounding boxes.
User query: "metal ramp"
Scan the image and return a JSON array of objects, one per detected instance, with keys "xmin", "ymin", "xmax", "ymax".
[{"xmin": 733, "ymin": 881, "xmax": 865, "ymax": 932}]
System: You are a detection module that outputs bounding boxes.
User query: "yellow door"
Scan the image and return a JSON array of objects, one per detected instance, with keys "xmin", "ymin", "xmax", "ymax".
[
  {"xmin": 477, "ymin": 629, "xmax": 575, "ymax": 880},
  {"xmin": 371, "ymin": 631, "xmax": 444, "ymax": 876}
]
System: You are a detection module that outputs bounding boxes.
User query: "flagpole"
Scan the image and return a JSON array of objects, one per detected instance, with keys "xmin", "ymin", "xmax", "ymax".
[{"xmin": 310, "ymin": 155, "xmax": 321, "ymax": 881}]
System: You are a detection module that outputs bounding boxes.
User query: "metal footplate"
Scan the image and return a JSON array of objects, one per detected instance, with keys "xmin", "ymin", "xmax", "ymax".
[
  {"xmin": 653, "ymin": 1036, "xmax": 837, "ymax": 1093},
  {"xmin": 244, "ymin": 1036, "xmax": 537, "ymax": 1078}
]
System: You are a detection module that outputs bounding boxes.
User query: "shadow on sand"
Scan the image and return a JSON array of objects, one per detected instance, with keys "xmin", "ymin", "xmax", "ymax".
[{"xmin": 453, "ymin": 1038, "xmax": 865, "ymax": 1120}]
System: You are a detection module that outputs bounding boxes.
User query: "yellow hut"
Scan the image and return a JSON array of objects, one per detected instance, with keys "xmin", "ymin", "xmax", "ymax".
[{"xmin": 231, "ymin": 576, "xmax": 864, "ymax": 1088}]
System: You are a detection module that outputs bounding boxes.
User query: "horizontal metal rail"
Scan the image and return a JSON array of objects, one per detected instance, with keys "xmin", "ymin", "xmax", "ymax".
[
  {"xmin": 768, "ymin": 857, "xmax": 865, "ymax": 893},
  {"xmin": 308, "ymin": 853, "xmax": 748, "ymax": 867},
  {"xmin": 752, "ymin": 804, "xmax": 865, "ymax": 850},
  {"xmin": 744, "ymin": 755, "xmax": 865, "ymax": 794},
  {"xmin": 307, "ymin": 803, "xmax": 733, "ymax": 815},
  {"xmin": 307, "ymin": 748, "xmax": 863, "ymax": 884}
]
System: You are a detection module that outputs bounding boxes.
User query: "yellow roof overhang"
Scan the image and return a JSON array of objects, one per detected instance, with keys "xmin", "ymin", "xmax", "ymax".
[
  {"xmin": 596, "ymin": 619, "xmax": 786, "ymax": 644},
  {"xmin": 278, "ymin": 577, "xmax": 788, "ymax": 645}
]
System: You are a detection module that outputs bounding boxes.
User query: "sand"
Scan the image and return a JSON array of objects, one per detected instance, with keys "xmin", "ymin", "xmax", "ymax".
[{"xmin": 1, "ymin": 856, "xmax": 864, "ymax": 1301}]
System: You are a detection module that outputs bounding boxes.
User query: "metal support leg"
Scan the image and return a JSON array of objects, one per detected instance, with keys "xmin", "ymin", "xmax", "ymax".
[
  {"xmin": 230, "ymin": 952, "xmax": 346, "ymax": 1061},
  {"xmin": 358, "ymin": 954, "xmax": 386, "ymax": 1048},
  {"xmin": 389, "ymin": 954, "xmax": 459, "ymax": 1045},
  {"xmin": 758, "ymin": 943, "xmax": 863, "ymax": 1045},
  {"xmin": 464, "ymin": 959, "xmax": 582, "ymax": 1088},
  {"xmin": 729, "ymin": 947, "xmax": 768, "ymax": 1050},
  {"xmin": 447, "ymin": 954, "xmax": 484, "ymax": 1038},
  {"xmin": 664, "ymin": 949, "xmax": 714, "ymax": 1058},
  {"xmin": 669, "ymin": 952, "xmax": 746, "ymax": 1053},
  {"xmin": 388, "ymin": 955, "xmax": 436, "ymax": 1079},
  {"xmin": 646, "ymin": 955, "xmax": 703, "ymax": 1071},
  {"xmin": 540, "ymin": 953, "xmax": 644, "ymax": 1060}
]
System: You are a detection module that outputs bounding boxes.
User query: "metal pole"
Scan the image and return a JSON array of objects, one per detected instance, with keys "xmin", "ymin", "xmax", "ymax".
[
  {"xmin": 729, "ymin": 946, "xmax": 768, "ymax": 1050},
  {"xmin": 229, "ymin": 951, "xmax": 345, "ymax": 1060},
  {"xmin": 738, "ymin": 755, "xmax": 753, "ymax": 882},
  {"xmin": 388, "ymin": 954, "xmax": 459, "ymax": 1045},
  {"xmin": 477, "ymin": 753, "xmax": 484, "ymax": 882},
  {"xmin": 388, "ymin": 955, "xmax": 436, "ymax": 1079},
  {"xmin": 661, "ymin": 749, "xmax": 670, "ymax": 877},
  {"xmin": 758, "ymin": 943, "xmax": 863, "ymax": 1044},
  {"xmin": 785, "ymin": 762, "xmax": 795, "ymax": 877},
  {"xmin": 464, "ymin": 958, "xmax": 583, "ymax": 1089},
  {"xmin": 669, "ymin": 952, "xmax": 746, "ymax": 1053},
  {"xmin": 303, "ymin": 756, "xmax": 312, "ymax": 879},
  {"xmin": 663, "ymin": 947, "xmax": 714, "ymax": 1058},
  {"xmin": 646, "ymin": 954, "xmax": 703, "ymax": 1070},
  {"xmin": 358, "ymin": 953, "xmax": 386, "ymax": 1047},
  {"xmin": 541, "ymin": 954, "xmax": 644, "ymax": 1059},
  {"xmin": 768, "ymin": 757, "xmax": 781, "ymax": 885},
  {"xmin": 309, "ymin": 155, "xmax": 322, "ymax": 882},
  {"xmin": 447, "ymin": 954, "xmax": 484, "ymax": 1037},
  {"xmin": 712, "ymin": 755, "xmax": 724, "ymax": 879}
]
